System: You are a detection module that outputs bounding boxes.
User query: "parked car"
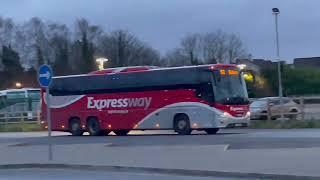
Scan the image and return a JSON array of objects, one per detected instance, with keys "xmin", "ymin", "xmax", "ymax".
[{"xmin": 250, "ymin": 97, "xmax": 301, "ymax": 120}]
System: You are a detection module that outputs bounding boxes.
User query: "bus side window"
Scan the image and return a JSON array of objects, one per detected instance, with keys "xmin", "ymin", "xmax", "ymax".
[{"xmin": 196, "ymin": 83, "xmax": 214, "ymax": 103}]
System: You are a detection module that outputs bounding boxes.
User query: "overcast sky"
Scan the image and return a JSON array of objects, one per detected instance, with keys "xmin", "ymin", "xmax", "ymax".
[{"xmin": 0, "ymin": 0, "xmax": 319, "ymax": 62}]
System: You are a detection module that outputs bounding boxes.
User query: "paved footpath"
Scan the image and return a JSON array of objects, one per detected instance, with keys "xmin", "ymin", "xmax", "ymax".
[{"xmin": 0, "ymin": 141, "xmax": 320, "ymax": 179}]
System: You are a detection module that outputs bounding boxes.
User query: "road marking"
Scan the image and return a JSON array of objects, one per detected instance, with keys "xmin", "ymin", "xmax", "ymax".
[
  {"xmin": 8, "ymin": 143, "xmax": 32, "ymax": 147},
  {"xmin": 224, "ymin": 144, "xmax": 230, "ymax": 151},
  {"xmin": 104, "ymin": 143, "xmax": 113, "ymax": 147}
]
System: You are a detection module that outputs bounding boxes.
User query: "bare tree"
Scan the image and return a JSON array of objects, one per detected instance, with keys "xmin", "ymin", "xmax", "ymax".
[
  {"xmin": 203, "ymin": 30, "xmax": 248, "ymax": 63},
  {"xmin": 0, "ymin": 17, "xmax": 162, "ymax": 74},
  {"xmin": 71, "ymin": 18, "xmax": 103, "ymax": 73},
  {"xmin": 180, "ymin": 33, "xmax": 202, "ymax": 65},
  {"xmin": 0, "ymin": 17, "xmax": 15, "ymax": 71},
  {"xmin": 14, "ymin": 17, "xmax": 52, "ymax": 69},
  {"xmin": 225, "ymin": 33, "xmax": 247, "ymax": 63},
  {"xmin": 171, "ymin": 30, "xmax": 248, "ymax": 65},
  {"xmin": 0, "ymin": 17, "xmax": 14, "ymax": 46},
  {"xmin": 163, "ymin": 48, "xmax": 189, "ymax": 67},
  {"xmin": 98, "ymin": 30, "xmax": 160, "ymax": 68},
  {"xmin": 75, "ymin": 18, "xmax": 103, "ymax": 43},
  {"xmin": 202, "ymin": 30, "xmax": 229, "ymax": 63},
  {"xmin": 47, "ymin": 23, "xmax": 71, "ymax": 75}
]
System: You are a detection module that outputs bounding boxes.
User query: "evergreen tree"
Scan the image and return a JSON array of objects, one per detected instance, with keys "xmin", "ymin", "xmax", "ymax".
[{"xmin": 1, "ymin": 45, "xmax": 23, "ymax": 73}]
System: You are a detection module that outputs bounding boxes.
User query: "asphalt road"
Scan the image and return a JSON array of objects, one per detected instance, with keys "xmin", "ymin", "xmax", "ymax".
[
  {"xmin": 0, "ymin": 168, "xmax": 252, "ymax": 180},
  {"xmin": 2, "ymin": 128, "xmax": 320, "ymax": 150}
]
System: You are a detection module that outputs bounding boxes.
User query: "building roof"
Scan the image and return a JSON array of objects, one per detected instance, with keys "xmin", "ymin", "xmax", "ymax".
[
  {"xmin": 294, "ymin": 57, "xmax": 320, "ymax": 68},
  {"xmin": 236, "ymin": 58, "xmax": 278, "ymax": 73}
]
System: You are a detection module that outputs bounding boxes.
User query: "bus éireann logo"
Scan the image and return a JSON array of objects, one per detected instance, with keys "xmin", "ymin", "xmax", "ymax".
[{"xmin": 87, "ymin": 97, "xmax": 152, "ymax": 110}]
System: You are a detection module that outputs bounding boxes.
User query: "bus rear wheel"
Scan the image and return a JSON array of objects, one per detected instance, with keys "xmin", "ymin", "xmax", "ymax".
[
  {"xmin": 205, "ymin": 128, "xmax": 219, "ymax": 135},
  {"xmin": 69, "ymin": 118, "xmax": 84, "ymax": 136},
  {"xmin": 114, "ymin": 130, "xmax": 129, "ymax": 136},
  {"xmin": 87, "ymin": 117, "xmax": 102, "ymax": 136},
  {"xmin": 174, "ymin": 114, "xmax": 192, "ymax": 135}
]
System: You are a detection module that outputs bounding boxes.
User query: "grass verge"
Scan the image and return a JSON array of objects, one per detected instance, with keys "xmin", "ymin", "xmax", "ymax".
[
  {"xmin": 250, "ymin": 119, "xmax": 320, "ymax": 129},
  {"xmin": 0, "ymin": 123, "xmax": 43, "ymax": 132}
]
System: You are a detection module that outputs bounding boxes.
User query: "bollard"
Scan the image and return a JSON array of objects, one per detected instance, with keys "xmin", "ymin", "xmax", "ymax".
[
  {"xmin": 4, "ymin": 111, "xmax": 8, "ymax": 125},
  {"xmin": 300, "ymin": 97, "xmax": 305, "ymax": 121},
  {"xmin": 267, "ymin": 99, "xmax": 271, "ymax": 121}
]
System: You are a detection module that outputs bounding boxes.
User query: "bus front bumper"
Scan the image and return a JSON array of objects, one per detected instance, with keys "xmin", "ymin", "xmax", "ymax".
[{"xmin": 216, "ymin": 112, "xmax": 250, "ymax": 128}]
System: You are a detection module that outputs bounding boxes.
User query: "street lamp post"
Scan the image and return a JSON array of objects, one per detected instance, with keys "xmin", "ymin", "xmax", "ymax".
[
  {"xmin": 272, "ymin": 8, "xmax": 283, "ymax": 118},
  {"xmin": 96, "ymin": 58, "xmax": 108, "ymax": 70}
]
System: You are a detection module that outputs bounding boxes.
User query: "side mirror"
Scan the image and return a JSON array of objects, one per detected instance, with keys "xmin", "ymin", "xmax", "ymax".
[{"xmin": 269, "ymin": 103, "xmax": 274, "ymax": 107}]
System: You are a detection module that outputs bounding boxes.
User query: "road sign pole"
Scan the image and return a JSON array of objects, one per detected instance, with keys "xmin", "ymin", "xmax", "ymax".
[
  {"xmin": 46, "ymin": 87, "xmax": 52, "ymax": 161},
  {"xmin": 38, "ymin": 64, "xmax": 53, "ymax": 161},
  {"xmin": 46, "ymin": 87, "xmax": 52, "ymax": 137}
]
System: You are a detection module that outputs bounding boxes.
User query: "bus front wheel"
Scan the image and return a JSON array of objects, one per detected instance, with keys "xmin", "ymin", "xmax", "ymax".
[
  {"xmin": 87, "ymin": 117, "xmax": 102, "ymax": 136},
  {"xmin": 174, "ymin": 114, "xmax": 192, "ymax": 135},
  {"xmin": 69, "ymin": 118, "xmax": 84, "ymax": 136}
]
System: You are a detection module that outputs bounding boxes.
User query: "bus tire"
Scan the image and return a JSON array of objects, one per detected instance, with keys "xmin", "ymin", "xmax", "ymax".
[
  {"xmin": 69, "ymin": 118, "xmax": 84, "ymax": 136},
  {"xmin": 114, "ymin": 130, "xmax": 129, "ymax": 136},
  {"xmin": 87, "ymin": 117, "xmax": 102, "ymax": 136},
  {"xmin": 205, "ymin": 128, "xmax": 219, "ymax": 135},
  {"xmin": 174, "ymin": 114, "xmax": 192, "ymax": 135}
]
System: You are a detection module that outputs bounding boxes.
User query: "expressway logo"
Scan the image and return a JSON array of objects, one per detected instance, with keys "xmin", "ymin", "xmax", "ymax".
[
  {"xmin": 87, "ymin": 97, "xmax": 152, "ymax": 110},
  {"xmin": 230, "ymin": 107, "xmax": 245, "ymax": 111}
]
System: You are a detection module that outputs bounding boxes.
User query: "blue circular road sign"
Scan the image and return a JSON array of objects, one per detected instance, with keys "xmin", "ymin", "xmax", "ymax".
[{"xmin": 38, "ymin": 64, "xmax": 53, "ymax": 87}]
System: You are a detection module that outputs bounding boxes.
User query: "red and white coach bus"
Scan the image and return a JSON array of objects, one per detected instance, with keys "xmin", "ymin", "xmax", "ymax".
[{"xmin": 41, "ymin": 64, "xmax": 250, "ymax": 136}]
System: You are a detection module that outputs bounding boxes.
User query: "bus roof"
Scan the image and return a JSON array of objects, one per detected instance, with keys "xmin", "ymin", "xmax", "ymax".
[
  {"xmin": 88, "ymin": 66, "xmax": 159, "ymax": 75},
  {"xmin": 50, "ymin": 64, "xmax": 239, "ymax": 96},
  {"xmin": 54, "ymin": 64, "xmax": 237, "ymax": 79}
]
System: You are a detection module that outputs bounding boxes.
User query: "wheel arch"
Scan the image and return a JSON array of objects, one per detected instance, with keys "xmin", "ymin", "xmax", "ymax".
[
  {"xmin": 173, "ymin": 113, "xmax": 189, "ymax": 122},
  {"xmin": 86, "ymin": 116, "xmax": 99, "ymax": 123},
  {"xmin": 68, "ymin": 116, "xmax": 81, "ymax": 127}
]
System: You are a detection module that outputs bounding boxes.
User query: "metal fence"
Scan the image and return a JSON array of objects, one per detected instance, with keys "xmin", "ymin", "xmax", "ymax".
[
  {"xmin": 250, "ymin": 96, "xmax": 320, "ymax": 121},
  {"xmin": 0, "ymin": 101, "xmax": 40, "ymax": 125},
  {"xmin": 0, "ymin": 96, "xmax": 319, "ymax": 124}
]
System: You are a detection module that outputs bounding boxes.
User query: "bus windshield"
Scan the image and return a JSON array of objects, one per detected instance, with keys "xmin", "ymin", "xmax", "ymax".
[{"xmin": 213, "ymin": 68, "xmax": 249, "ymax": 105}]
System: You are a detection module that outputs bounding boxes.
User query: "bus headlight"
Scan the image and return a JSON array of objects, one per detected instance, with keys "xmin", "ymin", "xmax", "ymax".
[{"xmin": 222, "ymin": 112, "xmax": 231, "ymax": 118}]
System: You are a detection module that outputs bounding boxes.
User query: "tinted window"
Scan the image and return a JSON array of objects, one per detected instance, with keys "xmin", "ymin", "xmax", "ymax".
[
  {"xmin": 213, "ymin": 68, "xmax": 249, "ymax": 105},
  {"xmin": 283, "ymin": 98, "xmax": 290, "ymax": 104},
  {"xmin": 271, "ymin": 98, "xmax": 290, "ymax": 104},
  {"xmin": 196, "ymin": 83, "xmax": 214, "ymax": 103},
  {"xmin": 250, "ymin": 100, "xmax": 267, "ymax": 107}
]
